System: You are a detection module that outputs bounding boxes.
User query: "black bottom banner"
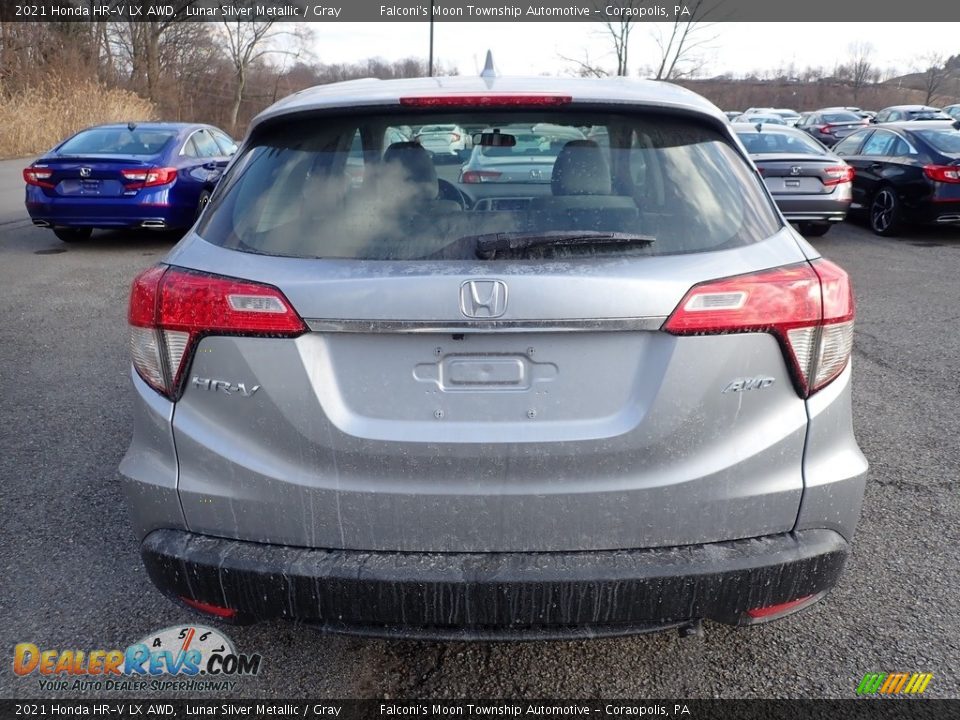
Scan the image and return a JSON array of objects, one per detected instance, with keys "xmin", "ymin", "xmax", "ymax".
[{"xmin": 0, "ymin": 700, "xmax": 955, "ymax": 720}]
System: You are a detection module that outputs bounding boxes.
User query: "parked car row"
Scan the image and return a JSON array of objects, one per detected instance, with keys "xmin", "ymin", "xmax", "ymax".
[{"xmin": 726, "ymin": 102, "xmax": 960, "ymax": 235}]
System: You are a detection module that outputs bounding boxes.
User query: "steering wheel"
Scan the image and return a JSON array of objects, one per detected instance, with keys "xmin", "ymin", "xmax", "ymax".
[{"xmin": 438, "ymin": 178, "xmax": 468, "ymax": 209}]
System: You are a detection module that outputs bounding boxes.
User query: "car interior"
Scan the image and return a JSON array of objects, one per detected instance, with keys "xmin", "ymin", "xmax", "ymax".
[{"xmin": 203, "ymin": 112, "xmax": 780, "ymax": 260}]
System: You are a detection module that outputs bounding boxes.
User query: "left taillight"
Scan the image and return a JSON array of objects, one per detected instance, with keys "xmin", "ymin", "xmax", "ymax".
[
  {"xmin": 128, "ymin": 266, "xmax": 307, "ymax": 399},
  {"xmin": 23, "ymin": 167, "xmax": 54, "ymax": 189},
  {"xmin": 663, "ymin": 259, "xmax": 855, "ymax": 398},
  {"xmin": 121, "ymin": 167, "xmax": 178, "ymax": 189},
  {"xmin": 823, "ymin": 165, "xmax": 855, "ymax": 186},
  {"xmin": 923, "ymin": 164, "xmax": 960, "ymax": 184}
]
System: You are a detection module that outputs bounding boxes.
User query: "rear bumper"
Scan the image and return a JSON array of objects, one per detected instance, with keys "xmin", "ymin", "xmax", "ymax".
[
  {"xmin": 775, "ymin": 195, "xmax": 850, "ymax": 223},
  {"xmin": 141, "ymin": 528, "xmax": 849, "ymax": 640},
  {"xmin": 24, "ymin": 192, "xmax": 193, "ymax": 229},
  {"xmin": 906, "ymin": 199, "xmax": 960, "ymax": 225}
]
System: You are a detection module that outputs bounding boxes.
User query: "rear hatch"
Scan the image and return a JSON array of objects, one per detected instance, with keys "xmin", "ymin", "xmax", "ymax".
[{"xmin": 151, "ymin": 105, "xmax": 820, "ymax": 553}]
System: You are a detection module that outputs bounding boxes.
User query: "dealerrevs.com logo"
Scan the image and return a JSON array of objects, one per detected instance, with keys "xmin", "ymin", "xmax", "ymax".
[
  {"xmin": 856, "ymin": 672, "xmax": 933, "ymax": 695},
  {"xmin": 13, "ymin": 625, "xmax": 262, "ymax": 692}
]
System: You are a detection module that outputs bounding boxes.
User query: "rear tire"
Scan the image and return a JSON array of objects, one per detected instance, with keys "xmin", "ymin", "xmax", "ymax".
[
  {"xmin": 53, "ymin": 227, "xmax": 92, "ymax": 243},
  {"xmin": 196, "ymin": 190, "xmax": 212, "ymax": 220},
  {"xmin": 869, "ymin": 187, "xmax": 902, "ymax": 236},
  {"xmin": 799, "ymin": 222, "xmax": 831, "ymax": 238}
]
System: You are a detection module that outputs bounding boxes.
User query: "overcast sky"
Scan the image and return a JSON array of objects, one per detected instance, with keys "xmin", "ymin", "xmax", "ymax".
[{"xmin": 306, "ymin": 22, "xmax": 958, "ymax": 78}]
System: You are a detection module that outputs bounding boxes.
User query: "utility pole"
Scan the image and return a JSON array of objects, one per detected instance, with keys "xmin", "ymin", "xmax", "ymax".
[{"xmin": 428, "ymin": 0, "xmax": 434, "ymax": 76}]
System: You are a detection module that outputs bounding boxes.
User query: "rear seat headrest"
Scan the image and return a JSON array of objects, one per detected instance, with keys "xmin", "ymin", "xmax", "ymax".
[
  {"xmin": 383, "ymin": 141, "xmax": 438, "ymax": 199},
  {"xmin": 551, "ymin": 140, "xmax": 612, "ymax": 196}
]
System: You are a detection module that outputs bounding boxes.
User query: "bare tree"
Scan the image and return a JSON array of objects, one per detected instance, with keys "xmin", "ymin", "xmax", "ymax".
[
  {"xmin": 918, "ymin": 52, "xmax": 947, "ymax": 105},
  {"xmin": 652, "ymin": 0, "xmax": 720, "ymax": 81},
  {"xmin": 600, "ymin": 1, "xmax": 646, "ymax": 76},
  {"xmin": 558, "ymin": 50, "xmax": 609, "ymax": 78},
  {"xmin": 220, "ymin": 15, "xmax": 308, "ymax": 132},
  {"xmin": 847, "ymin": 41, "xmax": 874, "ymax": 103}
]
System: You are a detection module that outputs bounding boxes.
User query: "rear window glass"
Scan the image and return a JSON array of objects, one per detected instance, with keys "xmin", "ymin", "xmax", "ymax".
[
  {"xmin": 737, "ymin": 130, "xmax": 824, "ymax": 155},
  {"xmin": 59, "ymin": 128, "xmax": 175, "ymax": 155},
  {"xmin": 916, "ymin": 129, "xmax": 960, "ymax": 153},
  {"xmin": 907, "ymin": 111, "xmax": 949, "ymax": 120},
  {"xmin": 745, "ymin": 116, "xmax": 786, "ymax": 125},
  {"xmin": 197, "ymin": 111, "xmax": 781, "ymax": 260},
  {"xmin": 822, "ymin": 112, "xmax": 861, "ymax": 123}
]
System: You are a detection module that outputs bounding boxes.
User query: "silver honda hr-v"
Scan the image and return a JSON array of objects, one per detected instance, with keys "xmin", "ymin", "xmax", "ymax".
[{"xmin": 120, "ymin": 74, "xmax": 868, "ymax": 639}]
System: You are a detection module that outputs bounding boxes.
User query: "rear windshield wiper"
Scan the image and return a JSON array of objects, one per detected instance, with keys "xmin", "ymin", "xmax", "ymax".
[{"xmin": 462, "ymin": 231, "xmax": 656, "ymax": 259}]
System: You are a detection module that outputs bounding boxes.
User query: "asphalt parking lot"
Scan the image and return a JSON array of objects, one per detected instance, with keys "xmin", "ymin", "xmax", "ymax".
[{"xmin": 1, "ymin": 155, "xmax": 958, "ymax": 699}]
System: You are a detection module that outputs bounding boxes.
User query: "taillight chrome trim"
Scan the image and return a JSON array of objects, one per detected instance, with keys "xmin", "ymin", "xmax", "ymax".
[{"xmin": 304, "ymin": 317, "xmax": 668, "ymax": 334}]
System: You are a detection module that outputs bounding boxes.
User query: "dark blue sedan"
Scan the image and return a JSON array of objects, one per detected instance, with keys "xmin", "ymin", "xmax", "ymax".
[{"xmin": 23, "ymin": 122, "xmax": 237, "ymax": 242}]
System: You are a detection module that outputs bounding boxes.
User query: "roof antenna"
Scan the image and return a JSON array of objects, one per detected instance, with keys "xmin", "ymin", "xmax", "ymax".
[
  {"xmin": 480, "ymin": 50, "xmax": 497, "ymax": 79},
  {"xmin": 127, "ymin": 121, "xmax": 137, "ymax": 131}
]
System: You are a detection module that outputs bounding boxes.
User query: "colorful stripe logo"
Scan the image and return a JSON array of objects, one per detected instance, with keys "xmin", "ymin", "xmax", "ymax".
[{"xmin": 857, "ymin": 673, "xmax": 933, "ymax": 695}]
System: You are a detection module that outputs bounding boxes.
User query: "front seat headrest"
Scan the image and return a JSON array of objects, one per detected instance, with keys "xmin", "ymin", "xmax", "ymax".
[
  {"xmin": 383, "ymin": 141, "xmax": 438, "ymax": 200},
  {"xmin": 551, "ymin": 140, "xmax": 612, "ymax": 196}
]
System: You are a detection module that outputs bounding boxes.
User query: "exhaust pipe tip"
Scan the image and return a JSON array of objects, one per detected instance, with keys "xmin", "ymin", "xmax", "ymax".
[
  {"xmin": 32, "ymin": 219, "xmax": 51, "ymax": 228},
  {"xmin": 141, "ymin": 220, "xmax": 167, "ymax": 229}
]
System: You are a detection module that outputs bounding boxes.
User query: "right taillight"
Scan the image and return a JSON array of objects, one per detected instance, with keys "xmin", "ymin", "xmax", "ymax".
[
  {"xmin": 128, "ymin": 265, "xmax": 307, "ymax": 399},
  {"xmin": 663, "ymin": 259, "xmax": 854, "ymax": 397}
]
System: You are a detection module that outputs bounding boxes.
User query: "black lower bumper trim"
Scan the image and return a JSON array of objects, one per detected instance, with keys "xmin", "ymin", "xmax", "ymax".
[{"xmin": 141, "ymin": 529, "xmax": 848, "ymax": 639}]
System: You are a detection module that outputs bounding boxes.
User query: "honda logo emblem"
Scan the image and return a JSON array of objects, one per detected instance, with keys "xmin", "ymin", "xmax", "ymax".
[
  {"xmin": 79, "ymin": 167, "xmax": 92, "ymax": 178},
  {"xmin": 459, "ymin": 280, "xmax": 508, "ymax": 318}
]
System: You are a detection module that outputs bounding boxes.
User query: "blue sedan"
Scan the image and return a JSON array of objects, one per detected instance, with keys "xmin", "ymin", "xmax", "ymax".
[{"xmin": 23, "ymin": 122, "xmax": 237, "ymax": 242}]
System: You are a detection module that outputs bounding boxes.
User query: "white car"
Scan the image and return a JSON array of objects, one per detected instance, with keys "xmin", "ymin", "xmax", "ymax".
[
  {"xmin": 413, "ymin": 124, "xmax": 469, "ymax": 157},
  {"xmin": 742, "ymin": 107, "xmax": 801, "ymax": 126}
]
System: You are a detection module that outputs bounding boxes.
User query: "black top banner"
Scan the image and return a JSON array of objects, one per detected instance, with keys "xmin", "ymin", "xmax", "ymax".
[{"xmin": 4, "ymin": 0, "xmax": 960, "ymax": 22}]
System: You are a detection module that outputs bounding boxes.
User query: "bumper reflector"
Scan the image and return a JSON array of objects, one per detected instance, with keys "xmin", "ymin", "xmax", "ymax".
[
  {"xmin": 180, "ymin": 596, "xmax": 238, "ymax": 619},
  {"xmin": 745, "ymin": 592, "xmax": 823, "ymax": 621}
]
